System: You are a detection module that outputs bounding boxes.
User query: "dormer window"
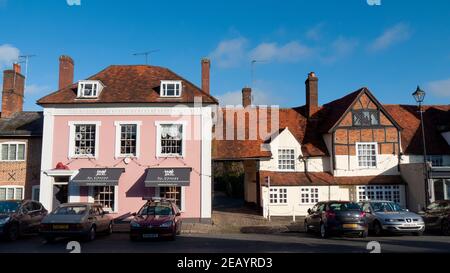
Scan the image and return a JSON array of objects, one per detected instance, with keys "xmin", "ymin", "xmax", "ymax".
[
  {"xmin": 161, "ymin": 80, "xmax": 182, "ymax": 97},
  {"xmin": 77, "ymin": 80, "xmax": 103, "ymax": 98}
]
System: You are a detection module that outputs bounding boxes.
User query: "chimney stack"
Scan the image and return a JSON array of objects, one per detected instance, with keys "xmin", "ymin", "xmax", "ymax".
[
  {"xmin": 242, "ymin": 87, "xmax": 252, "ymax": 107},
  {"xmin": 59, "ymin": 55, "xmax": 74, "ymax": 90},
  {"xmin": 1, "ymin": 63, "xmax": 25, "ymax": 118},
  {"xmin": 305, "ymin": 72, "xmax": 318, "ymax": 118},
  {"xmin": 201, "ymin": 58, "xmax": 210, "ymax": 94}
]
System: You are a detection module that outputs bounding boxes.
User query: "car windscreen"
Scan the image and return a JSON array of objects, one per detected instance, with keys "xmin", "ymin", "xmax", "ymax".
[
  {"xmin": 329, "ymin": 202, "xmax": 361, "ymax": 211},
  {"xmin": 138, "ymin": 204, "xmax": 173, "ymax": 216},
  {"xmin": 372, "ymin": 202, "xmax": 403, "ymax": 212},
  {"xmin": 0, "ymin": 201, "xmax": 20, "ymax": 213},
  {"xmin": 53, "ymin": 206, "xmax": 87, "ymax": 215}
]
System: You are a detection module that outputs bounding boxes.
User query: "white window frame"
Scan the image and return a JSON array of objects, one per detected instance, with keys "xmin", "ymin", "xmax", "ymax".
[
  {"xmin": 300, "ymin": 187, "xmax": 320, "ymax": 204},
  {"xmin": 160, "ymin": 80, "xmax": 182, "ymax": 97},
  {"xmin": 88, "ymin": 186, "xmax": 119, "ymax": 213},
  {"xmin": 77, "ymin": 80, "xmax": 104, "ymax": 98},
  {"xmin": 154, "ymin": 186, "xmax": 186, "ymax": 212},
  {"xmin": 0, "ymin": 186, "xmax": 24, "ymax": 200},
  {"xmin": 114, "ymin": 121, "xmax": 142, "ymax": 159},
  {"xmin": 277, "ymin": 148, "xmax": 296, "ymax": 171},
  {"xmin": 357, "ymin": 185, "xmax": 402, "ymax": 204},
  {"xmin": 155, "ymin": 121, "xmax": 187, "ymax": 158},
  {"xmin": 269, "ymin": 187, "xmax": 288, "ymax": 204},
  {"xmin": 0, "ymin": 141, "xmax": 26, "ymax": 162},
  {"xmin": 68, "ymin": 121, "xmax": 101, "ymax": 159},
  {"xmin": 356, "ymin": 142, "xmax": 378, "ymax": 169},
  {"xmin": 32, "ymin": 185, "xmax": 40, "ymax": 201}
]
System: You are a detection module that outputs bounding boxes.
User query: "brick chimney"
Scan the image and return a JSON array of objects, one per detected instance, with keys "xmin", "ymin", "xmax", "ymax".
[
  {"xmin": 242, "ymin": 87, "xmax": 252, "ymax": 107},
  {"xmin": 201, "ymin": 58, "xmax": 210, "ymax": 94},
  {"xmin": 305, "ymin": 72, "xmax": 319, "ymax": 118},
  {"xmin": 1, "ymin": 63, "xmax": 25, "ymax": 118},
  {"xmin": 59, "ymin": 55, "xmax": 74, "ymax": 90}
]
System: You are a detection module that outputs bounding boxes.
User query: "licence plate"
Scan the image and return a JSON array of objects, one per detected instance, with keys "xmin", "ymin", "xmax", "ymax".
[
  {"xmin": 343, "ymin": 224, "xmax": 359, "ymax": 229},
  {"xmin": 143, "ymin": 233, "xmax": 158, "ymax": 238},
  {"xmin": 404, "ymin": 224, "xmax": 417, "ymax": 227},
  {"xmin": 53, "ymin": 224, "xmax": 69, "ymax": 230}
]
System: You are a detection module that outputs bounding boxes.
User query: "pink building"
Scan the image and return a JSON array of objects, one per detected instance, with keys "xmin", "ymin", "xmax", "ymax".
[{"xmin": 38, "ymin": 56, "xmax": 217, "ymax": 223}]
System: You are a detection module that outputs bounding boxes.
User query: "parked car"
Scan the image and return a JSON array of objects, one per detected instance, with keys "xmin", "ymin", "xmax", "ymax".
[
  {"xmin": 359, "ymin": 200, "xmax": 425, "ymax": 236},
  {"xmin": 0, "ymin": 200, "xmax": 48, "ymax": 241},
  {"xmin": 39, "ymin": 202, "xmax": 113, "ymax": 242},
  {"xmin": 419, "ymin": 200, "xmax": 450, "ymax": 235},
  {"xmin": 130, "ymin": 198, "xmax": 182, "ymax": 241},
  {"xmin": 304, "ymin": 201, "xmax": 368, "ymax": 238}
]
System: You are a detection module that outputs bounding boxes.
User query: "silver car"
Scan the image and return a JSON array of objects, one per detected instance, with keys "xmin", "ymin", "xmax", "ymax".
[
  {"xmin": 40, "ymin": 202, "xmax": 113, "ymax": 242},
  {"xmin": 359, "ymin": 201, "xmax": 425, "ymax": 236}
]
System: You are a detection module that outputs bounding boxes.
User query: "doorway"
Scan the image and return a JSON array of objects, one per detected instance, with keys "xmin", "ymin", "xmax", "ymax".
[{"xmin": 52, "ymin": 176, "xmax": 70, "ymax": 210}]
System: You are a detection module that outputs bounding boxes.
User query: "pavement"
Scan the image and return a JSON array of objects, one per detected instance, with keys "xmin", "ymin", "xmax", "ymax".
[{"xmin": 1, "ymin": 232, "xmax": 449, "ymax": 253}]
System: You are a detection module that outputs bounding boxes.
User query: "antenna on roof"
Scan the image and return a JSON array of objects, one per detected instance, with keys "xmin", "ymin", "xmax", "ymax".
[
  {"xmin": 251, "ymin": 59, "xmax": 267, "ymax": 89},
  {"xmin": 132, "ymin": 49, "xmax": 160, "ymax": 65},
  {"xmin": 18, "ymin": 54, "xmax": 36, "ymax": 94}
]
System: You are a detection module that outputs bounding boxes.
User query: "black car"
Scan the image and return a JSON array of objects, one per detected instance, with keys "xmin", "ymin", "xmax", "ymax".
[
  {"xmin": 419, "ymin": 200, "xmax": 450, "ymax": 235},
  {"xmin": 0, "ymin": 200, "xmax": 48, "ymax": 241},
  {"xmin": 304, "ymin": 201, "xmax": 368, "ymax": 238}
]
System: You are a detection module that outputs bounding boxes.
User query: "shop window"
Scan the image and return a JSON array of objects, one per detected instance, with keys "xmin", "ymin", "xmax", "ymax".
[
  {"xmin": 278, "ymin": 149, "xmax": 295, "ymax": 170},
  {"xmin": 160, "ymin": 186, "xmax": 182, "ymax": 209},
  {"xmin": 93, "ymin": 186, "xmax": 115, "ymax": 212},
  {"xmin": 269, "ymin": 188, "xmax": 287, "ymax": 204},
  {"xmin": 300, "ymin": 187, "xmax": 319, "ymax": 204},
  {"xmin": 357, "ymin": 185, "xmax": 401, "ymax": 204}
]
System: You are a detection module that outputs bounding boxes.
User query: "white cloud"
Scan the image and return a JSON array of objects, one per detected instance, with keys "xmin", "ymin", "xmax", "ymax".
[
  {"xmin": 306, "ymin": 23, "xmax": 325, "ymax": 41},
  {"xmin": 322, "ymin": 36, "xmax": 359, "ymax": 63},
  {"xmin": 0, "ymin": 44, "xmax": 20, "ymax": 68},
  {"xmin": 209, "ymin": 37, "xmax": 248, "ymax": 68},
  {"xmin": 369, "ymin": 23, "xmax": 412, "ymax": 52},
  {"xmin": 249, "ymin": 41, "xmax": 314, "ymax": 63},
  {"xmin": 25, "ymin": 84, "xmax": 50, "ymax": 95},
  {"xmin": 427, "ymin": 78, "xmax": 450, "ymax": 98}
]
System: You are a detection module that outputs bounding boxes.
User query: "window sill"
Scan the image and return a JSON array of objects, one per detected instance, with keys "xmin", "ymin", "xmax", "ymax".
[
  {"xmin": 156, "ymin": 154, "xmax": 184, "ymax": 159},
  {"xmin": 0, "ymin": 160, "xmax": 26, "ymax": 162},
  {"xmin": 268, "ymin": 204, "xmax": 289, "ymax": 206},
  {"xmin": 69, "ymin": 155, "xmax": 97, "ymax": 160}
]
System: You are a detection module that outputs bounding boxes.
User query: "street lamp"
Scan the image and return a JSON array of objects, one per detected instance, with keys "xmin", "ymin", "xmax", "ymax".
[{"xmin": 412, "ymin": 85, "xmax": 430, "ymax": 206}]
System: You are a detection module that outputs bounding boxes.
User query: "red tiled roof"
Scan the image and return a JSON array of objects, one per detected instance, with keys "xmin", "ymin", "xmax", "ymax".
[
  {"xmin": 259, "ymin": 171, "xmax": 405, "ymax": 186},
  {"xmin": 37, "ymin": 65, "xmax": 218, "ymax": 105},
  {"xmin": 385, "ymin": 104, "xmax": 450, "ymax": 155},
  {"xmin": 212, "ymin": 107, "xmax": 329, "ymax": 160}
]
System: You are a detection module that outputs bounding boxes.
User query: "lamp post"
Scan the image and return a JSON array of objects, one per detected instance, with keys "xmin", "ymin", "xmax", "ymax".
[{"xmin": 412, "ymin": 86, "xmax": 430, "ymax": 206}]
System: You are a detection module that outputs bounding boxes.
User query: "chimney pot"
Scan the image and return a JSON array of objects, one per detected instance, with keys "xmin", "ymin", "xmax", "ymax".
[
  {"xmin": 242, "ymin": 87, "xmax": 252, "ymax": 107},
  {"xmin": 305, "ymin": 72, "xmax": 319, "ymax": 118},
  {"xmin": 13, "ymin": 62, "xmax": 21, "ymax": 74},
  {"xmin": 201, "ymin": 58, "xmax": 210, "ymax": 94},
  {"xmin": 59, "ymin": 55, "xmax": 74, "ymax": 90}
]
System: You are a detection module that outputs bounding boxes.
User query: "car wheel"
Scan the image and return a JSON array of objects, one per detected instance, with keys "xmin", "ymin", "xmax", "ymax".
[
  {"xmin": 169, "ymin": 232, "xmax": 176, "ymax": 241},
  {"xmin": 319, "ymin": 222, "xmax": 328, "ymax": 239},
  {"xmin": 86, "ymin": 226, "xmax": 96, "ymax": 241},
  {"xmin": 441, "ymin": 219, "xmax": 450, "ymax": 236},
  {"xmin": 106, "ymin": 222, "xmax": 113, "ymax": 235},
  {"xmin": 7, "ymin": 224, "xmax": 19, "ymax": 241},
  {"xmin": 373, "ymin": 221, "xmax": 383, "ymax": 236},
  {"xmin": 304, "ymin": 221, "xmax": 310, "ymax": 233}
]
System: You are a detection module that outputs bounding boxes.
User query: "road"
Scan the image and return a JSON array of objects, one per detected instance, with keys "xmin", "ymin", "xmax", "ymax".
[{"xmin": 1, "ymin": 232, "xmax": 450, "ymax": 253}]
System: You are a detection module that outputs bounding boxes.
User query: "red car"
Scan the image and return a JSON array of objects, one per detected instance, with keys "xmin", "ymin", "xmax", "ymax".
[{"xmin": 129, "ymin": 198, "xmax": 182, "ymax": 241}]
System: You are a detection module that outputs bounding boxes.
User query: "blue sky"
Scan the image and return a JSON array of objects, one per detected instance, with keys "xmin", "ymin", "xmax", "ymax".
[{"xmin": 0, "ymin": 0, "xmax": 449, "ymax": 111}]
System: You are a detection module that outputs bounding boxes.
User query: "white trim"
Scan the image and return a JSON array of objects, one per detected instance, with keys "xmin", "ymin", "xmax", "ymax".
[
  {"xmin": 32, "ymin": 185, "xmax": 40, "ymax": 201},
  {"xmin": 0, "ymin": 141, "xmax": 27, "ymax": 162},
  {"xmin": 77, "ymin": 80, "xmax": 104, "ymax": 98},
  {"xmin": 45, "ymin": 106, "xmax": 205, "ymax": 116},
  {"xmin": 269, "ymin": 187, "xmax": 288, "ymax": 204},
  {"xmin": 299, "ymin": 187, "xmax": 320, "ymax": 205},
  {"xmin": 39, "ymin": 109, "xmax": 55, "ymax": 211},
  {"xmin": 114, "ymin": 121, "xmax": 142, "ymax": 159},
  {"xmin": 200, "ymin": 107, "xmax": 212, "ymax": 219},
  {"xmin": 277, "ymin": 147, "xmax": 297, "ymax": 172},
  {"xmin": 68, "ymin": 121, "xmax": 102, "ymax": 159},
  {"xmin": 155, "ymin": 121, "xmax": 187, "ymax": 158},
  {"xmin": 356, "ymin": 142, "xmax": 378, "ymax": 169},
  {"xmin": 44, "ymin": 169, "xmax": 77, "ymax": 177},
  {"xmin": 160, "ymin": 80, "xmax": 182, "ymax": 97},
  {"xmin": 0, "ymin": 185, "xmax": 24, "ymax": 200}
]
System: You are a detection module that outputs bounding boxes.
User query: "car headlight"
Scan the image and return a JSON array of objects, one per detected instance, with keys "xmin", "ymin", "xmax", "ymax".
[
  {"xmin": 130, "ymin": 221, "xmax": 141, "ymax": 228},
  {"xmin": 160, "ymin": 221, "xmax": 173, "ymax": 228},
  {"xmin": 384, "ymin": 219, "xmax": 396, "ymax": 223},
  {"xmin": 0, "ymin": 217, "xmax": 10, "ymax": 225}
]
